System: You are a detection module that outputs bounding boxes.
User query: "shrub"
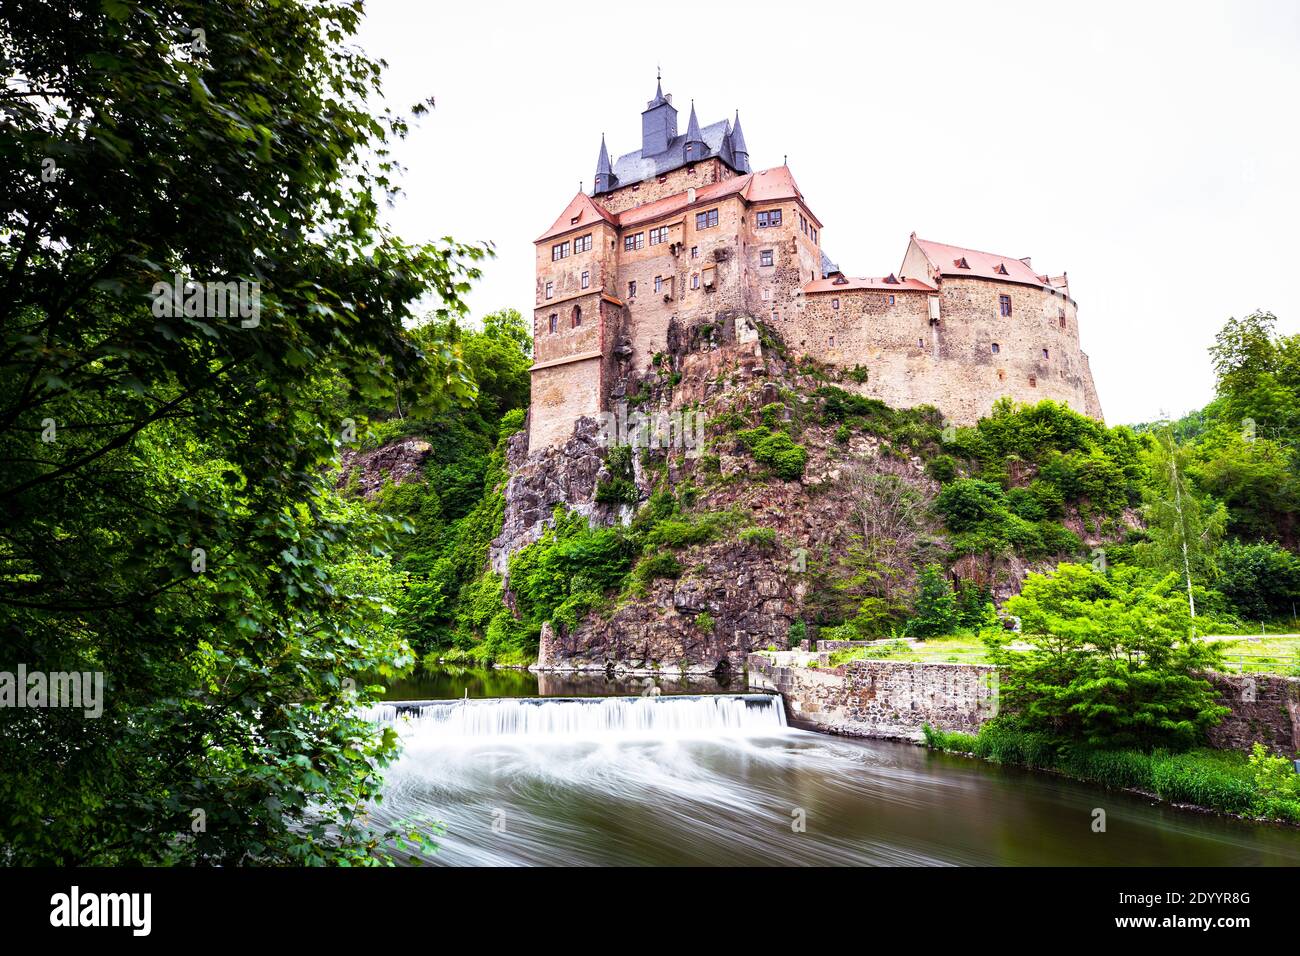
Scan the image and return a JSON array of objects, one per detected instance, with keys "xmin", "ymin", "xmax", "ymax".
[
  {"xmin": 926, "ymin": 454, "xmax": 958, "ymax": 484},
  {"xmin": 696, "ymin": 611, "xmax": 715, "ymax": 633},
  {"xmin": 1216, "ymin": 540, "xmax": 1300, "ymax": 621},
  {"xmin": 739, "ymin": 526, "xmax": 778, "ymax": 549},
  {"xmin": 634, "ymin": 551, "xmax": 683, "ymax": 582},
  {"xmin": 737, "ymin": 426, "xmax": 807, "ymax": 481},
  {"xmin": 908, "ymin": 564, "xmax": 958, "ymax": 637}
]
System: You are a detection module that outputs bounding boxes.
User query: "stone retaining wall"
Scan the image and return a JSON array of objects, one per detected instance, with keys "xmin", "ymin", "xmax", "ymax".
[
  {"xmin": 1206, "ymin": 672, "xmax": 1300, "ymax": 756},
  {"xmin": 747, "ymin": 652, "xmax": 997, "ymax": 741},
  {"xmin": 749, "ymin": 654, "xmax": 1300, "ymax": 754}
]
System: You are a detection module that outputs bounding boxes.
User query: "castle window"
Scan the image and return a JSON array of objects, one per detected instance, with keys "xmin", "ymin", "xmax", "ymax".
[
  {"xmin": 998, "ymin": 369, "xmax": 1006, "ymax": 381},
  {"xmin": 999, "ymin": 294, "xmax": 1012, "ymax": 317},
  {"xmin": 1059, "ymin": 309, "xmax": 1066, "ymax": 329},
  {"xmin": 545, "ymin": 281, "xmax": 553, "ymax": 300},
  {"xmin": 628, "ymin": 280, "xmax": 637, "ymax": 297},
  {"xmin": 571, "ymin": 305, "xmax": 581, "ymax": 328},
  {"xmin": 829, "ymin": 336, "xmax": 835, "ymax": 347},
  {"xmin": 832, "ymin": 298, "xmax": 840, "ymax": 310},
  {"xmin": 991, "ymin": 343, "xmax": 1000, "ymax": 354},
  {"xmin": 918, "ymin": 338, "xmax": 924, "ymax": 349},
  {"xmin": 691, "ymin": 246, "xmax": 699, "ymax": 258},
  {"xmin": 624, "ymin": 233, "xmax": 644, "ymax": 251},
  {"xmin": 548, "ymin": 313, "xmax": 557, "ymax": 334},
  {"xmin": 691, "ymin": 273, "xmax": 700, "ymax": 289},
  {"xmin": 552, "ymin": 241, "xmax": 570, "ymax": 261},
  {"xmin": 581, "ymin": 271, "xmax": 590, "ymax": 289},
  {"xmin": 887, "ymin": 295, "xmax": 896, "ymax": 306},
  {"xmin": 1029, "ymin": 374, "xmax": 1037, "ymax": 387},
  {"xmin": 756, "ymin": 210, "xmax": 782, "ymax": 228},
  {"xmin": 654, "ymin": 276, "xmax": 663, "ymax": 294},
  {"xmin": 574, "ymin": 234, "xmax": 592, "ymax": 253},
  {"xmin": 1042, "ymin": 348, "xmax": 1049, "ymax": 360},
  {"xmin": 810, "ymin": 228, "xmax": 818, "ymax": 244},
  {"xmin": 650, "ymin": 226, "xmax": 668, "ymax": 245},
  {"xmin": 695, "ymin": 208, "xmax": 719, "ymax": 230},
  {"xmin": 760, "ymin": 249, "xmax": 774, "ymax": 267}
]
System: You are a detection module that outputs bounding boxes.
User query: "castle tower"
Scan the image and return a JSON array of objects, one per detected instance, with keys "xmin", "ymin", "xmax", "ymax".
[
  {"xmin": 594, "ymin": 134, "xmax": 615, "ymax": 194},
  {"xmin": 729, "ymin": 111, "xmax": 750, "ymax": 173},
  {"xmin": 683, "ymin": 101, "xmax": 706, "ymax": 163},
  {"xmin": 641, "ymin": 74, "xmax": 678, "ymax": 157}
]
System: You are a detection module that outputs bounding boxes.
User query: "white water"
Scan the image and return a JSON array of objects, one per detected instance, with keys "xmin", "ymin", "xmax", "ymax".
[{"xmin": 361, "ymin": 693, "xmax": 787, "ymax": 742}]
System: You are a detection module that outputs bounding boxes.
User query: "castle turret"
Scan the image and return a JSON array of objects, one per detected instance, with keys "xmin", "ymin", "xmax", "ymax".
[
  {"xmin": 730, "ymin": 111, "xmax": 750, "ymax": 173},
  {"xmin": 683, "ymin": 100, "xmax": 706, "ymax": 163},
  {"xmin": 594, "ymin": 134, "xmax": 615, "ymax": 194},
  {"xmin": 641, "ymin": 74, "xmax": 677, "ymax": 157}
]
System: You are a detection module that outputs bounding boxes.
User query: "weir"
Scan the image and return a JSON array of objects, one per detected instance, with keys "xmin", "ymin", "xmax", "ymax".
[{"xmin": 361, "ymin": 693, "xmax": 787, "ymax": 740}]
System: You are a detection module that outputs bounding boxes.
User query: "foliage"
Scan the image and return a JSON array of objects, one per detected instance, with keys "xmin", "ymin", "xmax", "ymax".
[
  {"xmin": 735, "ymin": 426, "xmax": 807, "ymax": 481},
  {"xmin": 739, "ymin": 526, "xmax": 778, "ymax": 549},
  {"xmin": 995, "ymin": 564, "xmax": 1229, "ymax": 750},
  {"xmin": 0, "ymin": 0, "xmax": 493, "ymax": 864},
  {"xmin": 595, "ymin": 444, "xmax": 639, "ymax": 505},
  {"xmin": 1215, "ymin": 540, "xmax": 1300, "ymax": 621},
  {"xmin": 908, "ymin": 564, "xmax": 959, "ymax": 637}
]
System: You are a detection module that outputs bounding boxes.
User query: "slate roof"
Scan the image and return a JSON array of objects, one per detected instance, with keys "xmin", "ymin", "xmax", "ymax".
[{"xmin": 603, "ymin": 119, "xmax": 748, "ymax": 194}]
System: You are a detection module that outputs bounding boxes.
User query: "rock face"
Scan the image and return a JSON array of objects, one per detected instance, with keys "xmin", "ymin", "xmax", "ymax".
[
  {"xmin": 337, "ymin": 438, "xmax": 432, "ymax": 497},
  {"xmin": 489, "ymin": 415, "xmax": 617, "ymax": 575},
  {"xmin": 538, "ymin": 540, "xmax": 799, "ymax": 675}
]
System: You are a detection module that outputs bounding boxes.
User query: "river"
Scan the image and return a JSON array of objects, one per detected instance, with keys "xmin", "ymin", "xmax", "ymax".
[{"xmin": 369, "ymin": 666, "xmax": 1300, "ymax": 866}]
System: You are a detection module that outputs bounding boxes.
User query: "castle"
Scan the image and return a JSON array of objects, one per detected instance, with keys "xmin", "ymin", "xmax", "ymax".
[{"xmin": 528, "ymin": 78, "xmax": 1102, "ymax": 452}]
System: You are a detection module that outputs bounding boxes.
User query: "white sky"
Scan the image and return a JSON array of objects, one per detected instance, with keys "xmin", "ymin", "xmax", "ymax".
[{"xmin": 356, "ymin": 0, "xmax": 1300, "ymax": 426}]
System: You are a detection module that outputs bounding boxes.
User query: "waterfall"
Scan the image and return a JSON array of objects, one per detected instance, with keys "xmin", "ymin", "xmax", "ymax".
[{"xmin": 359, "ymin": 694, "xmax": 787, "ymax": 741}]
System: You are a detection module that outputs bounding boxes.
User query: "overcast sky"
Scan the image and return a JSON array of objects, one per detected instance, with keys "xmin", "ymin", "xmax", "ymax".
[{"xmin": 356, "ymin": 0, "xmax": 1299, "ymax": 426}]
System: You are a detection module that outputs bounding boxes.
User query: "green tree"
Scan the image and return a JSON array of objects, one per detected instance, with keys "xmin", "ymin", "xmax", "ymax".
[
  {"xmin": 1135, "ymin": 426, "xmax": 1227, "ymax": 621},
  {"xmin": 0, "ymin": 0, "xmax": 487, "ymax": 863},
  {"xmin": 908, "ymin": 564, "xmax": 958, "ymax": 637},
  {"xmin": 996, "ymin": 564, "xmax": 1228, "ymax": 749}
]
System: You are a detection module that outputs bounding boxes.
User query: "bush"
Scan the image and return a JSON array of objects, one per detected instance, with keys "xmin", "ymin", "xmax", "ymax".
[
  {"xmin": 737, "ymin": 426, "xmax": 807, "ymax": 481},
  {"xmin": 739, "ymin": 526, "xmax": 777, "ymax": 549},
  {"xmin": 1216, "ymin": 540, "xmax": 1300, "ymax": 621},
  {"xmin": 635, "ymin": 551, "xmax": 682, "ymax": 582},
  {"xmin": 908, "ymin": 564, "xmax": 958, "ymax": 637},
  {"xmin": 696, "ymin": 611, "xmax": 715, "ymax": 633},
  {"xmin": 926, "ymin": 454, "xmax": 958, "ymax": 484}
]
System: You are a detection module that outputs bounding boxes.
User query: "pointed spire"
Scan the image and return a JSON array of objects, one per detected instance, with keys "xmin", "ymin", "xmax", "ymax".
[
  {"xmin": 730, "ymin": 110, "xmax": 750, "ymax": 172},
  {"xmin": 683, "ymin": 99, "xmax": 705, "ymax": 162},
  {"xmin": 647, "ymin": 69, "xmax": 668, "ymax": 108},
  {"xmin": 594, "ymin": 133, "xmax": 615, "ymax": 194}
]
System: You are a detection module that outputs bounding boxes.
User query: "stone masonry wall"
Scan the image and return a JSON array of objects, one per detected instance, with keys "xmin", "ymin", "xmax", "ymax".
[
  {"xmin": 1206, "ymin": 672, "xmax": 1300, "ymax": 757},
  {"xmin": 747, "ymin": 653, "xmax": 998, "ymax": 740},
  {"xmin": 749, "ymin": 654, "xmax": 1300, "ymax": 754}
]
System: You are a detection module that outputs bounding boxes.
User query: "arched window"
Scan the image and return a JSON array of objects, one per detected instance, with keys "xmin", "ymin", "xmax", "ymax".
[
  {"xmin": 571, "ymin": 304, "xmax": 582, "ymax": 328},
  {"xmin": 548, "ymin": 313, "xmax": 557, "ymax": 334},
  {"xmin": 991, "ymin": 343, "xmax": 1000, "ymax": 354}
]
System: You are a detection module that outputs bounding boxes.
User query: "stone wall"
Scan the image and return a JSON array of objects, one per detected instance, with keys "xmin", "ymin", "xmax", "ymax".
[
  {"xmin": 747, "ymin": 653, "xmax": 998, "ymax": 741},
  {"xmin": 749, "ymin": 654, "xmax": 1300, "ymax": 754},
  {"xmin": 1206, "ymin": 672, "xmax": 1300, "ymax": 757}
]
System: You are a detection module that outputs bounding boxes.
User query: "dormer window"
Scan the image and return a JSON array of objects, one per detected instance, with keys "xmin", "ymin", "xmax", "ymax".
[
  {"xmin": 570, "ymin": 215, "xmax": 580, "ymax": 225},
  {"xmin": 954, "ymin": 257, "xmax": 970, "ymax": 269},
  {"xmin": 994, "ymin": 263, "xmax": 1009, "ymax": 275}
]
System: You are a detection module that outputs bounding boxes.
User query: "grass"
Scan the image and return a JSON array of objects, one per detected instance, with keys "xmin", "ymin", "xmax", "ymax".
[
  {"xmin": 827, "ymin": 634, "xmax": 997, "ymax": 667},
  {"xmin": 1207, "ymin": 635, "xmax": 1300, "ymax": 675}
]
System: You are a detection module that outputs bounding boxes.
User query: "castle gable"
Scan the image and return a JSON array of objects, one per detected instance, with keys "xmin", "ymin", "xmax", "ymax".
[{"xmin": 537, "ymin": 192, "xmax": 618, "ymax": 243}]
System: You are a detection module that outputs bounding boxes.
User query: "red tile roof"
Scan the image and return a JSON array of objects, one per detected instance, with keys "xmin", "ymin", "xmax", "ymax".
[
  {"xmin": 536, "ymin": 192, "xmax": 619, "ymax": 242},
  {"xmin": 911, "ymin": 236, "xmax": 1047, "ymax": 288},
  {"xmin": 537, "ymin": 166, "xmax": 811, "ymax": 241},
  {"xmin": 803, "ymin": 274, "xmax": 935, "ymax": 294}
]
